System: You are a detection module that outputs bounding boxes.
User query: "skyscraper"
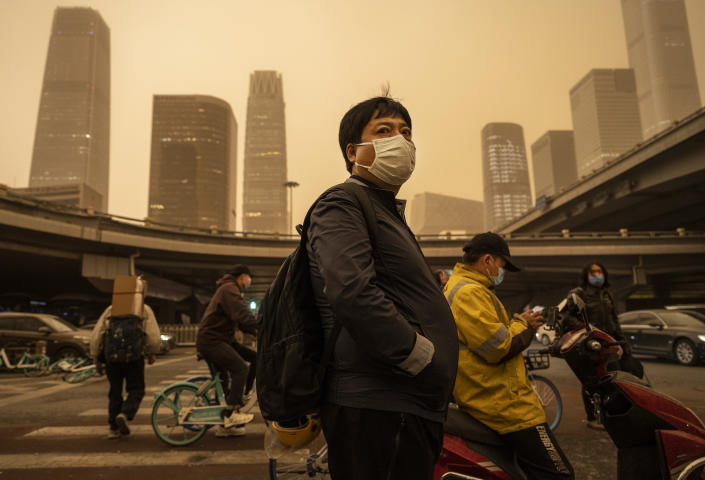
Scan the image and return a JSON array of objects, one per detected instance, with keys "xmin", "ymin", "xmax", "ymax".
[
  {"xmin": 29, "ymin": 7, "xmax": 110, "ymax": 211},
  {"xmin": 410, "ymin": 193, "xmax": 484, "ymax": 235},
  {"xmin": 481, "ymin": 123, "xmax": 532, "ymax": 231},
  {"xmin": 531, "ymin": 131, "xmax": 577, "ymax": 200},
  {"xmin": 570, "ymin": 69, "xmax": 643, "ymax": 178},
  {"xmin": 242, "ymin": 71, "xmax": 288, "ymax": 233},
  {"xmin": 148, "ymin": 95, "xmax": 237, "ymax": 231},
  {"xmin": 621, "ymin": 0, "xmax": 701, "ymax": 139}
]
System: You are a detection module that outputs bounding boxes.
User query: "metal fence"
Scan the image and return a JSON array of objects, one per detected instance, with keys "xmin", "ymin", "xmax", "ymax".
[{"xmin": 160, "ymin": 324, "xmax": 198, "ymax": 346}]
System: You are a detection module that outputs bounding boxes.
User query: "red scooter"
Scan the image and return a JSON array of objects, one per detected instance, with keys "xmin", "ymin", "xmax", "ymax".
[{"xmin": 435, "ymin": 294, "xmax": 705, "ymax": 480}]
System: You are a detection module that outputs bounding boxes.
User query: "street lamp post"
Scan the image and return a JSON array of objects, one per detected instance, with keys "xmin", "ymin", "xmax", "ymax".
[{"xmin": 283, "ymin": 181, "xmax": 299, "ymax": 235}]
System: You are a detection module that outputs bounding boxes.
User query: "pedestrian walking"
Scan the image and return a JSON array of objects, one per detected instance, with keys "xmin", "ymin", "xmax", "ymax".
[{"xmin": 90, "ymin": 303, "xmax": 161, "ymax": 439}]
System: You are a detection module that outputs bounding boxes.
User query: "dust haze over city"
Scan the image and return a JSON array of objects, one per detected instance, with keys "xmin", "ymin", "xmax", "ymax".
[{"xmin": 1, "ymin": 0, "xmax": 704, "ymax": 233}]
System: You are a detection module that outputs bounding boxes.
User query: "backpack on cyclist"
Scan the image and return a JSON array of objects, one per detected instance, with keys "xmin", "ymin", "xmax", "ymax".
[
  {"xmin": 256, "ymin": 182, "xmax": 378, "ymax": 422},
  {"xmin": 103, "ymin": 314, "xmax": 145, "ymax": 363}
]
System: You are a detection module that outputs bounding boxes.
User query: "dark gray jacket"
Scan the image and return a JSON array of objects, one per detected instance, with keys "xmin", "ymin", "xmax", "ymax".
[{"xmin": 306, "ymin": 177, "xmax": 458, "ymax": 423}]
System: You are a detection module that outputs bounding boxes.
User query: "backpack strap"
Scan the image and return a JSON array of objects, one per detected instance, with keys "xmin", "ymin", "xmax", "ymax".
[{"xmin": 299, "ymin": 181, "xmax": 379, "ymax": 376}]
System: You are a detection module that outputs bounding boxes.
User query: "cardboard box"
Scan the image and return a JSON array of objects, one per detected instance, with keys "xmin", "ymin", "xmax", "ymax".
[{"xmin": 112, "ymin": 276, "xmax": 147, "ymax": 317}]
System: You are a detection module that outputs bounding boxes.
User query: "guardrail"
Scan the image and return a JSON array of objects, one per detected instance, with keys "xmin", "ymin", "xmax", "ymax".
[{"xmin": 160, "ymin": 324, "xmax": 198, "ymax": 346}]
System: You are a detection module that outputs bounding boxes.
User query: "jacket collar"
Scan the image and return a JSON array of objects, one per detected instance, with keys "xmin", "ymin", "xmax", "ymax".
[
  {"xmin": 347, "ymin": 175, "xmax": 407, "ymax": 217},
  {"xmin": 452, "ymin": 262, "xmax": 494, "ymax": 289}
]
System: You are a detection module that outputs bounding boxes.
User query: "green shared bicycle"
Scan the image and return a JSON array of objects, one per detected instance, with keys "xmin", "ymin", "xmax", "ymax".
[
  {"xmin": 0, "ymin": 347, "xmax": 50, "ymax": 377},
  {"xmin": 151, "ymin": 371, "xmax": 232, "ymax": 446}
]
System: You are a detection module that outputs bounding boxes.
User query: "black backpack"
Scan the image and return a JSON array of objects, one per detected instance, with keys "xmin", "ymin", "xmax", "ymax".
[
  {"xmin": 256, "ymin": 182, "xmax": 378, "ymax": 422},
  {"xmin": 103, "ymin": 314, "xmax": 146, "ymax": 363}
]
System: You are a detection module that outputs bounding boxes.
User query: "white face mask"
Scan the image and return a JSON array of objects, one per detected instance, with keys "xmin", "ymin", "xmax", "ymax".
[{"xmin": 356, "ymin": 134, "xmax": 416, "ymax": 185}]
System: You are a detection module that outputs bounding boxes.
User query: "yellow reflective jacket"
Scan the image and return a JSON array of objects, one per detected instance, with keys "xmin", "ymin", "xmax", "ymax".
[{"xmin": 444, "ymin": 263, "xmax": 545, "ymax": 434}]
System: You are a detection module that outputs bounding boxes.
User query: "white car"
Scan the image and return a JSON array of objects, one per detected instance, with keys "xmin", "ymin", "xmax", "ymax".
[{"xmin": 535, "ymin": 325, "xmax": 556, "ymax": 345}]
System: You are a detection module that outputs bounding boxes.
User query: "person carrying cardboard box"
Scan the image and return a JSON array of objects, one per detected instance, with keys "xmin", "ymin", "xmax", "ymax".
[{"xmin": 90, "ymin": 275, "xmax": 161, "ymax": 439}]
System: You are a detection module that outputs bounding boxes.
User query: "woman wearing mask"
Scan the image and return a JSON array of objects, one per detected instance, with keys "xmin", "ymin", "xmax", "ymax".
[{"xmin": 562, "ymin": 261, "xmax": 642, "ymax": 429}]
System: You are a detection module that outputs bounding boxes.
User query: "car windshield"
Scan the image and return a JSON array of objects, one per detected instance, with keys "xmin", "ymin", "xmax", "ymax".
[
  {"xmin": 660, "ymin": 311, "xmax": 705, "ymax": 328},
  {"xmin": 41, "ymin": 315, "xmax": 78, "ymax": 332}
]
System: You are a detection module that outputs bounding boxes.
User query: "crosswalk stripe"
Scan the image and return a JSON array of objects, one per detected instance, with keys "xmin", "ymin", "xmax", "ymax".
[
  {"xmin": 24, "ymin": 423, "xmax": 267, "ymax": 437},
  {"xmin": 0, "ymin": 450, "xmax": 269, "ymax": 469},
  {"xmin": 78, "ymin": 405, "xmax": 261, "ymax": 417}
]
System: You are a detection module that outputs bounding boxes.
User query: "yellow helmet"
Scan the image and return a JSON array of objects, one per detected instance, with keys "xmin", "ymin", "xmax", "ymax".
[{"xmin": 272, "ymin": 415, "xmax": 322, "ymax": 448}]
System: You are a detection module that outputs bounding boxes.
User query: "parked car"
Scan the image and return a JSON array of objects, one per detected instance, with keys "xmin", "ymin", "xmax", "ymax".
[
  {"xmin": 0, "ymin": 312, "xmax": 91, "ymax": 361},
  {"xmin": 618, "ymin": 309, "xmax": 705, "ymax": 366},
  {"xmin": 535, "ymin": 324, "xmax": 556, "ymax": 345}
]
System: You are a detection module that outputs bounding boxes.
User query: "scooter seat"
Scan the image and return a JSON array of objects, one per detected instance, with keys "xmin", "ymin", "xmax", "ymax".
[{"xmin": 444, "ymin": 406, "xmax": 505, "ymax": 447}]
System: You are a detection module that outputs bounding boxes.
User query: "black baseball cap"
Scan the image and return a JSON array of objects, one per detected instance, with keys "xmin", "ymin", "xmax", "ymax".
[
  {"xmin": 463, "ymin": 232, "xmax": 521, "ymax": 272},
  {"xmin": 229, "ymin": 265, "xmax": 253, "ymax": 277}
]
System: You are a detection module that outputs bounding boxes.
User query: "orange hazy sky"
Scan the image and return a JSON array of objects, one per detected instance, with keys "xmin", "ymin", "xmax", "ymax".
[{"xmin": 1, "ymin": 0, "xmax": 703, "ymax": 231}]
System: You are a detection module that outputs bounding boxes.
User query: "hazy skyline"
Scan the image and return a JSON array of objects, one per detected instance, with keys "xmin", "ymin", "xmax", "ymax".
[{"xmin": 1, "ymin": 0, "xmax": 704, "ymax": 231}]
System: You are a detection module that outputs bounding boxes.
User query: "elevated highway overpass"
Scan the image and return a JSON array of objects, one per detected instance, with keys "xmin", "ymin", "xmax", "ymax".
[
  {"xmin": 1, "ymin": 187, "xmax": 703, "ymax": 321},
  {"xmin": 500, "ymin": 106, "xmax": 705, "ymax": 234}
]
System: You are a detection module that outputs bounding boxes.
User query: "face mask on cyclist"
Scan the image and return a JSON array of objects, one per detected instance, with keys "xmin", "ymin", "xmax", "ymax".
[{"xmin": 485, "ymin": 256, "xmax": 505, "ymax": 286}]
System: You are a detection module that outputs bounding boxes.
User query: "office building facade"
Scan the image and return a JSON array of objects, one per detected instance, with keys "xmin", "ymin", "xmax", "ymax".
[
  {"xmin": 621, "ymin": 0, "xmax": 701, "ymax": 139},
  {"xmin": 531, "ymin": 130, "xmax": 577, "ymax": 200},
  {"xmin": 148, "ymin": 95, "xmax": 237, "ymax": 230},
  {"xmin": 29, "ymin": 7, "xmax": 111, "ymax": 211},
  {"xmin": 481, "ymin": 123, "xmax": 532, "ymax": 231},
  {"xmin": 242, "ymin": 71, "xmax": 288, "ymax": 233},
  {"xmin": 410, "ymin": 192, "xmax": 484, "ymax": 235},
  {"xmin": 570, "ymin": 69, "xmax": 643, "ymax": 179}
]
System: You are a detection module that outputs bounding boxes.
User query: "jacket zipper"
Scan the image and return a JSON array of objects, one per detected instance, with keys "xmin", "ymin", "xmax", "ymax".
[{"xmin": 386, "ymin": 413, "xmax": 407, "ymax": 480}]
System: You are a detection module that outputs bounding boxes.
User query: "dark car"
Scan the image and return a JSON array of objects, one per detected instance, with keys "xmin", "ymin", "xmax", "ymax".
[
  {"xmin": 618, "ymin": 309, "xmax": 705, "ymax": 366},
  {"xmin": 0, "ymin": 312, "xmax": 91, "ymax": 361}
]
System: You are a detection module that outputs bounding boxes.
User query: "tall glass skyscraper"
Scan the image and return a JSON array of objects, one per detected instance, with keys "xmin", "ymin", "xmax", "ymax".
[
  {"xmin": 481, "ymin": 123, "xmax": 532, "ymax": 231},
  {"xmin": 570, "ymin": 69, "xmax": 643, "ymax": 179},
  {"xmin": 148, "ymin": 95, "xmax": 237, "ymax": 230},
  {"xmin": 29, "ymin": 7, "xmax": 110, "ymax": 211},
  {"xmin": 531, "ymin": 130, "xmax": 577, "ymax": 200},
  {"xmin": 242, "ymin": 71, "xmax": 288, "ymax": 233},
  {"xmin": 621, "ymin": 0, "xmax": 701, "ymax": 139}
]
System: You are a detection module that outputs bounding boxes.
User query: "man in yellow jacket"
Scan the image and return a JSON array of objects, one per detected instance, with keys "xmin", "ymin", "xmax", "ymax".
[{"xmin": 445, "ymin": 232, "xmax": 574, "ymax": 480}]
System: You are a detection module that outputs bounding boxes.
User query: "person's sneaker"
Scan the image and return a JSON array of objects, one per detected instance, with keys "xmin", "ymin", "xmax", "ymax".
[
  {"xmin": 107, "ymin": 429, "xmax": 121, "ymax": 439},
  {"xmin": 115, "ymin": 413, "xmax": 131, "ymax": 436},
  {"xmin": 586, "ymin": 419, "xmax": 605, "ymax": 430},
  {"xmin": 214, "ymin": 425, "xmax": 247, "ymax": 437},
  {"xmin": 240, "ymin": 391, "xmax": 257, "ymax": 413},
  {"xmin": 224, "ymin": 410, "xmax": 254, "ymax": 428}
]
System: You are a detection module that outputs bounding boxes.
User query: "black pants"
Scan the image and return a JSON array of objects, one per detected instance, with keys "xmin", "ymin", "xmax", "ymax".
[
  {"xmin": 232, "ymin": 341, "xmax": 256, "ymax": 394},
  {"xmin": 197, "ymin": 341, "xmax": 249, "ymax": 407},
  {"xmin": 320, "ymin": 403, "xmax": 444, "ymax": 480},
  {"xmin": 501, "ymin": 423, "xmax": 574, "ymax": 480},
  {"xmin": 105, "ymin": 358, "xmax": 145, "ymax": 430}
]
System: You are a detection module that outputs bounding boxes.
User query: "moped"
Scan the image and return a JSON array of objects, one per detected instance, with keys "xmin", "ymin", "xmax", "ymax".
[{"xmin": 435, "ymin": 293, "xmax": 705, "ymax": 480}]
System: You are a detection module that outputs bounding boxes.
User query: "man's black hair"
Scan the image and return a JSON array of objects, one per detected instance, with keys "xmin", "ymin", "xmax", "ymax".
[
  {"xmin": 338, "ymin": 96, "xmax": 412, "ymax": 173},
  {"xmin": 580, "ymin": 261, "xmax": 610, "ymax": 288}
]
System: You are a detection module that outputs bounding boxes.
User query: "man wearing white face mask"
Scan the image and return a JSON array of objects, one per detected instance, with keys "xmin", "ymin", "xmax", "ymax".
[
  {"xmin": 197, "ymin": 264, "xmax": 259, "ymax": 437},
  {"xmin": 444, "ymin": 233, "xmax": 574, "ymax": 479},
  {"xmin": 305, "ymin": 96, "xmax": 458, "ymax": 480}
]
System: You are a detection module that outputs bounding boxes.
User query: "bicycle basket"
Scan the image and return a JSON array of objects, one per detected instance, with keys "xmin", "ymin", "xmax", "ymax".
[{"xmin": 525, "ymin": 350, "xmax": 550, "ymax": 370}]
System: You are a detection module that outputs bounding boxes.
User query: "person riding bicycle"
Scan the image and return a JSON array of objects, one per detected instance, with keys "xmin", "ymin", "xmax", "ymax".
[
  {"xmin": 196, "ymin": 264, "xmax": 258, "ymax": 437},
  {"xmin": 444, "ymin": 233, "xmax": 574, "ymax": 480}
]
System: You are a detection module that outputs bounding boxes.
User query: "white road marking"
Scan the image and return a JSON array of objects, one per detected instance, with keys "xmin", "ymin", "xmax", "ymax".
[
  {"xmin": 0, "ymin": 376, "xmax": 103, "ymax": 408},
  {"xmin": 78, "ymin": 405, "xmax": 260, "ymax": 417},
  {"xmin": 24, "ymin": 423, "xmax": 267, "ymax": 437},
  {"xmin": 0, "ymin": 450, "xmax": 269, "ymax": 469}
]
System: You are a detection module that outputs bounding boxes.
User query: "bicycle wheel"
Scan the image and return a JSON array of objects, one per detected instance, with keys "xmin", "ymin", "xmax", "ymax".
[
  {"xmin": 269, "ymin": 435, "xmax": 329, "ymax": 480},
  {"xmin": 23, "ymin": 354, "xmax": 49, "ymax": 377},
  {"xmin": 152, "ymin": 384, "xmax": 210, "ymax": 446},
  {"xmin": 530, "ymin": 374, "xmax": 562, "ymax": 431},
  {"xmin": 64, "ymin": 366, "xmax": 96, "ymax": 383}
]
